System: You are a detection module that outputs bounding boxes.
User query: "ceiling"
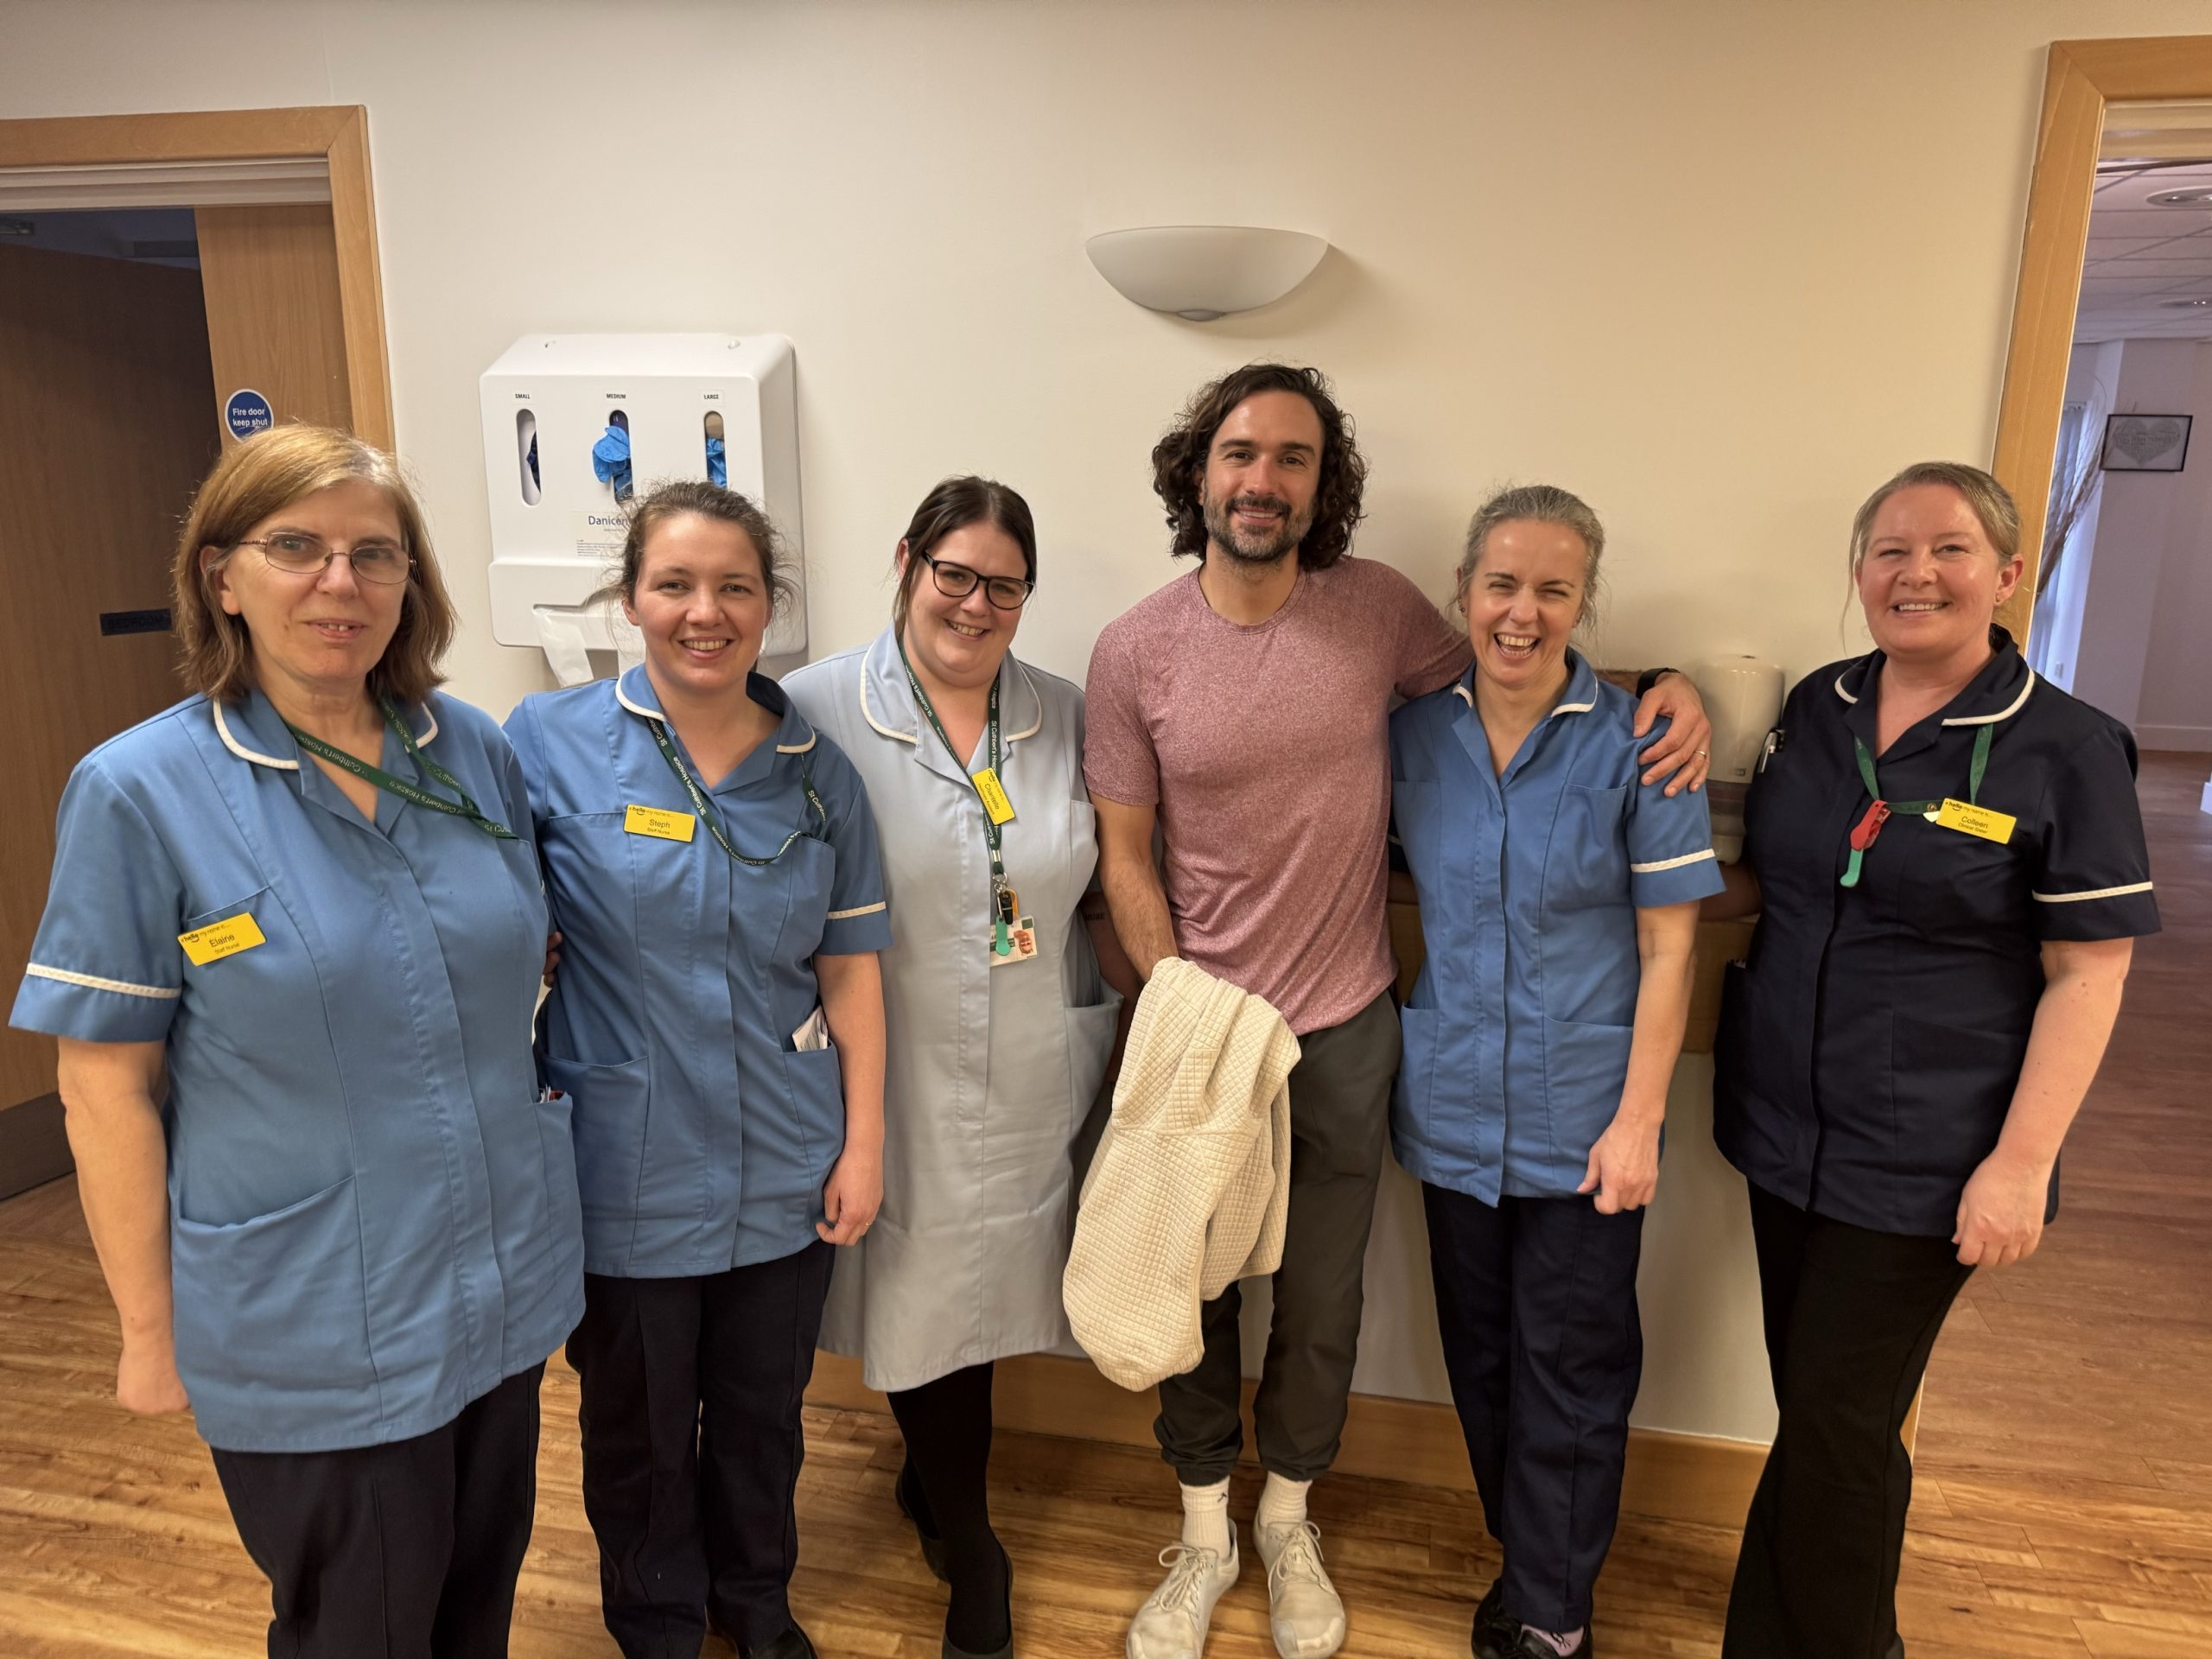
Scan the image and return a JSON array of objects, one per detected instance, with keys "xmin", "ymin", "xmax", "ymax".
[{"xmin": 2078, "ymin": 103, "xmax": 2212, "ymax": 343}]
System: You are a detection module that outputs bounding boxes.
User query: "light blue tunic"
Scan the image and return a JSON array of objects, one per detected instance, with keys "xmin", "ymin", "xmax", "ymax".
[
  {"xmin": 1390, "ymin": 653, "xmax": 1725, "ymax": 1205},
  {"xmin": 505, "ymin": 665, "xmax": 892, "ymax": 1278},
  {"xmin": 10, "ymin": 690, "xmax": 583, "ymax": 1453},
  {"xmin": 784, "ymin": 630, "xmax": 1121, "ymax": 1393}
]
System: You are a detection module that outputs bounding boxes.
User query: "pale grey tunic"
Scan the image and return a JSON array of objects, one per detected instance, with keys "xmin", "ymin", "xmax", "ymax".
[{"xmin": 782, "ymin": 629, "xmax": 1121, "ymax": 1391}]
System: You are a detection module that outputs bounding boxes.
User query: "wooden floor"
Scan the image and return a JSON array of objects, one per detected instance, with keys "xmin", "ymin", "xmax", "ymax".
[{"xmin": 2, "ymin": 753, "xmax": 2207, "ymax": 1659}]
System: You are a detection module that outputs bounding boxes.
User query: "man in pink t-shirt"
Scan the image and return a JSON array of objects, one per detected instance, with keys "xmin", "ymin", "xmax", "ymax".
[{"xmin": 1086, "ymin": 364, "xmax": 1709, "ymax": 1659}]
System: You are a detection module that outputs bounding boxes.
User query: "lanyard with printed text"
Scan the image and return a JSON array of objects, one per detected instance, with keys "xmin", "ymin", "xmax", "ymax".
[
  {"xmin": 1840, "ymin": 722, "xmax": 1991, "ymax": 888},
  {"xmin": 898, "ymin": 641, "xmax": 1018, "ymax": 955},
  {"xmin": 284, "ymin": 699, "xmax": 518, "ymax": 839},
  {"xmin": 644, "ymin": 715, "xmax": 826, "ymax": 867}
]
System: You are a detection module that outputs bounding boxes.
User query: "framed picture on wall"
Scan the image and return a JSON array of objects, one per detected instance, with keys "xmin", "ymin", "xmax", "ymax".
[{"xmin": 2101, "ymin": 412, "xmax": 2193, "ymax": 472}]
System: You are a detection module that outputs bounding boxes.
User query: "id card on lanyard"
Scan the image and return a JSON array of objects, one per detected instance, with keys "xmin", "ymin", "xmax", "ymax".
[
  {"xmin": 899, "ymin": 643, "xmax": 1033, "ymax": 963},
  {"xmin": 1840, "ymin": 722, "xmax": 2006, "ymax": 887}
]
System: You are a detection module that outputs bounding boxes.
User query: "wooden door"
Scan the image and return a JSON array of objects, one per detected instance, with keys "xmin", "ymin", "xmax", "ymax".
[
  {"xmin": 194, "ymin": 203, "xmax": 353, "ymax": 438},
  {"xmin": 0, "ymin": 244, "xmax": 221, "ymax": 1163}
]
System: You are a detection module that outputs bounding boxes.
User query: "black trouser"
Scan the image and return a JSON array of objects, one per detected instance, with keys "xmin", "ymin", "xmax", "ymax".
[
  {"xmin": 1723, "ymin": 1183, "xmax": 1974, "ymax": 1659},
  {"xmin": 1424, "ymin": 1183, "xmax": 1646, "ymax": 1632},
  {"xmin": 567, "ymin": 1243, "xmax": 835, "ymax": 1659},
  {"xmin": 210, "ymin": 1363, "xmax": 546, "ymax": 1659},
  {"xmin": 1154, "ymin": 989, "xmax": 1401, "ymax": 1484}
]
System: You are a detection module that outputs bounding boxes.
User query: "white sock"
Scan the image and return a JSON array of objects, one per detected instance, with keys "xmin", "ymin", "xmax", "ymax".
[
  {"xmin": 1521, "ymin": 1627, "xmax": 1586, "ymax": 1656},
  {"xmin": 1179, "ymin": 1476, "xmax": 1232, "ymax": 1555},
  {"xmin": 1255, "ymin": 1471, "xmax": 1311, "ymax": 1534}
]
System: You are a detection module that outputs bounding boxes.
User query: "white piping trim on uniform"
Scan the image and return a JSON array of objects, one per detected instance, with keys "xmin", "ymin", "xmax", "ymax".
[
  {"xmin": 1553, "ymin": 700, "xmax": 1596, "ymax": 716},
  {"xmin": 2031, "ymin": 880, "xmax": 2153, "ymax": 904},
  {"xmin": 775, "ymin": 731, "xmax": 817, "ymax": 754},
  {"xmin": 1004, "ymin": 659, "xmax": 1045, "ymax": 744},
  {"xmin": 213, "ymin": 701, "xmax": 300, "ymax": 770},
  {"xmin": 23, "ymin": 963, "xmax": 181, "ymax": 1001},
  {"xmin": 1453, "ymin": 683, "xmax": 1473, "ymax": 707},
  {"xmin": 825, "ymin": 900, "xmax": 887, "ymax": 920},
  {"xmin": 615, "ymin": 683, "xmax": 658, "ymax": 720},
  {"xmin": 859, "ymin": 656, "xmax": 1043, "ymax": 746},
  {"xmin": 1942, "ymin": 669, "xmax": 2037, "ymax": 726},
  {"xmin": 1834, "ymin": 672, "xmax": 1858, "ymax": 704},
  {"xmin": 1630, "ymin": 849, "xmax": 1718, "ymax": 874},
  {"xmin": 860, "ymin": 671, "xmax": 919, "ymax": 745}
]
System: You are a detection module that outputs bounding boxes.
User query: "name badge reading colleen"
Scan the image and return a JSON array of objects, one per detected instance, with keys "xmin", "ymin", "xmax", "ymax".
[
  {"xmin": 624, "ymin": 804, "xmax": 697, "ymax": 842},
  {"xmin": 971, "ymin": 767, "xmax": 1015, "ymax": 826},
  {"xmin": 177, "ymin": 913, "xmax": 267, "ymax": 966},
  {"xmin": 1934, "ymin": 798, "xmax": 2017, "ymax": 844}
]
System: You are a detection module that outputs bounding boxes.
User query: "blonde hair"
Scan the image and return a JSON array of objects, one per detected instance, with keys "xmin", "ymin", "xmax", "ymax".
[
  {"xmin": 174, "ymin": 425, "xmax": 456, "ymax": 705},
  {"xmin": 1848, "ymin": 461, "xmax": 2021, "ymax": 573}
]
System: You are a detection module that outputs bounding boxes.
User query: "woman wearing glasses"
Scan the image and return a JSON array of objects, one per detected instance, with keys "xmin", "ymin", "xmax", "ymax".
[
  {"xmin": 782, "ymin": 477, "xmax": 1127, "ymax": 1659},
  {"xmin": 11, "ymin": 426, "xmax": 583, "ymax": 1658},
  {"xmin": 505, "ymin": 481, "xmax": 889, "ymax": 1659}
]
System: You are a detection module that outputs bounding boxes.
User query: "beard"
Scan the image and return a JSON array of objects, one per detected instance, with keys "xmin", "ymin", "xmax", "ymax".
[{"xmin": 1201, "ymin": 486, "xmax": 1315, "ymax": 566}]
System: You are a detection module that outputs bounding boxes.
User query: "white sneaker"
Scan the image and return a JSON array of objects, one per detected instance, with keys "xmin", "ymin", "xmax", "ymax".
[
  {"xmin": 1126, "ymin": 1530, "xmax": 1243, "ymax": 1659},
  {"xmin": 1254, "ymin": 1519, "xmax": 1346, "ymax": 1658}
]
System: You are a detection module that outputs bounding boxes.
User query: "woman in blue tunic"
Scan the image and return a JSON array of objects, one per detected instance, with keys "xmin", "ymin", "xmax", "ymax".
[
  {"xmin": 1390, "ymin": 486, "xmax": 1721, "ymax": 1659},
  {"xmin": 506, "ymin": 480, "xmax": 890, "ymax": 1659},
  {"xmin": 10, "ymin": 425, "xmax": 584, "ymax": 1659}
]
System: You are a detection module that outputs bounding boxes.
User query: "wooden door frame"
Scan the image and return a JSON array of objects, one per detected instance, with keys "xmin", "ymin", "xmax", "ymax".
[
  {"xmin": 1995, "ymin": 36, "xmax": 2212, "ymax": 642},
  {"xmin": 0, "ymin": 106, "xmax": 391, "ymax": 450}
]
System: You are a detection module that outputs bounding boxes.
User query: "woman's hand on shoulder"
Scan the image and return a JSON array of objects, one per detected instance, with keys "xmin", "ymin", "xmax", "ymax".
[
  {"xmin": 1580, "ymin": 1106, "xmax": 1663, "ymax": 1214},
  {"xmin": 817, "ymin": 1138, "xmax": 883, "ymax": 1246},
  {"xmin": 116, "ymin": 1336, "xmax": 189, "ymax": 1416},
  {"xmin": 1954, "ymin": 1147, "xmax": 2050, "ymax": 1268}
]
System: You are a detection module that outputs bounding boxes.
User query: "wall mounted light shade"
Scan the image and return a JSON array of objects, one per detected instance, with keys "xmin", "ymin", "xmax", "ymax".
[{"xmin": 1084, "ymin": 226, "xmax": 1329, "ymax": 321}]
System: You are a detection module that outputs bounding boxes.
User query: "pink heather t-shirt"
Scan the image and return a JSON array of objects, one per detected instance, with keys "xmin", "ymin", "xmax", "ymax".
[{"xmin": 1084, "ymin": 558, "xmax": 1470, "ymax": 1035}]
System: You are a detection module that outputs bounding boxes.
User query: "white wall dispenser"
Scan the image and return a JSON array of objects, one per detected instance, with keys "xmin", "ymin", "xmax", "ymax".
[
  {"xmin": 1689, "ymin": 654, "xmax": 1784, "ymax": 862},
  {"xmin": 481, "ymin": 333, "xmax": 804, "ymax": 683}
]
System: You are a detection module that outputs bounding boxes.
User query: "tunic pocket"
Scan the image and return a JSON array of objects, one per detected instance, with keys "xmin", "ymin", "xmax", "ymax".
[
  {"xmin": 1887, "ymin": 1011, "xmax": 2024, "ymax": 1186},
  {"xmin": 546, "ymin": 1053, "xmax": 652, "ymax": 1224},
  {"xmin": 1543, "ymin": 785, "xmax": 1630, "ymax": 912},
  {"xmin": 1541, "ymin": 1014, "xmax": 1636, "ymax": 1162},
  {"xmin": 170, "ymin": 1174, "xmax": 374, "ymax": 1404},
  {"xmin": 779, "ymin": 1046, "xmax": 848, "ymax": 1200},
  {"xmin": 1393, "ymin": 1005, "xmax": 1443, "ymax": 1162},
  {"xmin": 1064, "ymin": 996, "xmax": 1122, "ymax": 1133}
]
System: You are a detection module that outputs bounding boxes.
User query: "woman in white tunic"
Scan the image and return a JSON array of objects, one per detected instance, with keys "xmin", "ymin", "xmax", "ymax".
[{"xmin": 782, "ymin": 476, "xmax": 1127, "ymax": 1659}]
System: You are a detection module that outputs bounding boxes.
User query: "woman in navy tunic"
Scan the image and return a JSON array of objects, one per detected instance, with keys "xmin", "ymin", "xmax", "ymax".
[
  {"xmin": 10, "ymin": 426, "xmax": 584, "ymax": 1659},
  {"xmin": 1710, "ymin": 462, "xmax": 2157, "ymax": 1659},
  {"xmin": 506, "ymin": 481, "xmax": 890, "ymax": 1659},
  {"xmin": 1392, "ymin": 486, "xmax": 1722, "ymax": 1659}
]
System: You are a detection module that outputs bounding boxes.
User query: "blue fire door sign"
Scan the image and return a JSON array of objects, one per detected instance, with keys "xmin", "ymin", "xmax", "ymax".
[{"xmin": 225, "ymin": 389, "xmax": 274, "ymax": 441}]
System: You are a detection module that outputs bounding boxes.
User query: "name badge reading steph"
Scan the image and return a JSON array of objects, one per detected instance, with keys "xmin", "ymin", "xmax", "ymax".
[
  {"xmin": 1934, "ymin": 798, "xmax": 2017, "ymax": 844},
  {"xmin": 624, "ymin": 804, "xmax": 697, "ymax": 842},
  {"xmin": 177, "ymin": 913, "xmax": 267, "ymax": 966},
  {"xmin": 970, "ymin": 767, "xmax": 1015, "ymax": 826}
]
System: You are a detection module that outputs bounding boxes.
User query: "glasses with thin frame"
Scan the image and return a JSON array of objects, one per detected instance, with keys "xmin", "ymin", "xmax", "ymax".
[
  {"xmin": 918, "ymin": 550, "xmax": 1033, "ymax": 610},
  {"xmin": 233, "ymin": 531, "xmax": 415, "ymax": 585}
]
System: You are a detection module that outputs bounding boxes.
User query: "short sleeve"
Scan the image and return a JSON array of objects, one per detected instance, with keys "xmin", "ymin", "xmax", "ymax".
[
  {"xmin": 816, "ymin": 750, "xmax": 893, "ymax": 956},
  {"xmin": 2030, "ymin": 722, "xmax": 2159, "ymax": 941},
  {"xmin": 9, "ymin": 761, "xmax": 187, "ymax": 1044},
  {"xmin": 1083, "ymin": 624, "xmax": 1160, "ymax": 807},
  {"xmin": 1625, "ymin": 721, "xmax": 1726, "ymax": 907},
  {"xmin": 1382, "ymin": 564, "xmax": 1472, "ymax": 700},
  {"xmin": 502, "ymin": 697, "xmax": 553, "ymax": 830}
]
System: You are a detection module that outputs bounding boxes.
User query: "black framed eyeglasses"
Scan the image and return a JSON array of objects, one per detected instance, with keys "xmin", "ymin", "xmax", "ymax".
[
  {"xmin": 918, "ymin": 550, "xmax": 1033, "ymax": 610},
  {"xmin": 234, "ymin": 531, "xmax": 415, "ymax": 586}
]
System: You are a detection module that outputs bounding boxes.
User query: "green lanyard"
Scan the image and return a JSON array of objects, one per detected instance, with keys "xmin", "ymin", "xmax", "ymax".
[
  {"xmin": 898, "ymin": 641, "xmax": 1014, "ymax": 954},
  {"xmin": 643, "ymin": 715, "xmax": 826, "ymax": 867},
  {"xmin": 1840, "ymin": 722, "xmax": 1991, "ymax": 888},
  {"xmin": 284, "ymin": 698, "xmax": 518, "ymax": 840}
]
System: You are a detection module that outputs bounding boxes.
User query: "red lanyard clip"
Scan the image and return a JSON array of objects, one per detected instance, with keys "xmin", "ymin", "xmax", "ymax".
[{"xmin": 1849, "ymin": 798, "xmax": 1891, "ymax": 852}]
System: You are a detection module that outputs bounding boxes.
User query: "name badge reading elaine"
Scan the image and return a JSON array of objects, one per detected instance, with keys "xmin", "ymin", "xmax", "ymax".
[
  {"xmin": 624, "ymin": 805, "xmax": 697, "ymax": 842},
  {"xmin": 1934, "ymin": 798, "xmax": 2017, "ymax": 844},
  {"xmin": 970, "ymin": 767, "xmax": 1015, "ymax": 826},
  {"xmin": 177, "ymin": 913, "xmax": 267, "ymax": 966}
]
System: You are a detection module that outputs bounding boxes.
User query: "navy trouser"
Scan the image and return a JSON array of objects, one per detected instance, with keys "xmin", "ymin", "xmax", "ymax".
[
  {"xmin": 567, "ymin": 1243, "xmax": 834, "ymax": 1659},
  {"xmin": 1424, "ymin": 1182, "xmax": 1646, "ymax": 1632}
]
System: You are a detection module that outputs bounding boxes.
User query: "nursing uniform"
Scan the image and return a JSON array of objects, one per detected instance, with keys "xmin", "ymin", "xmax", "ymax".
[
  {"xmin": 10, "ymin": 690, "xmax": 582, "ymax": 1659},
  {"xmin": 783, "ymin": 628, "xmax": 1122, "ymax": 1393},
  {"xmin": 505, "ymin": 664, "xmax": 890, "ymax": 1659},
  {"xmin": 1714, "ymin": 626, "xmax": 2158, "ymax": 1659},
  {"xmin": 1390, "ymin": 652, "xmax": 1721, "ymax": 1636}
]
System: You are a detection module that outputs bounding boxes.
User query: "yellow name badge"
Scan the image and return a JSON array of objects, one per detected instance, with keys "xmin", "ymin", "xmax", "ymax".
[
  {"xmin": 624, "ymin": 804, "xmax": 697, "ymax": 842},
  {"xmin": 1934, "ymin": 798, "xmax": 2017, "ymax": 845},
  {"xmin": 177, "ymin": 913, "xmax": 267, "ymax": 966},
  {"xmin": 971, "ymin": 767, "xmax": 1016, "ymax": 826}
]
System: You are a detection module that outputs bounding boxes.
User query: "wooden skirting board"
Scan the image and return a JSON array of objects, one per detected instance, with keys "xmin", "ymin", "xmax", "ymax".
[{"xmin": 809, "ymin": 1351, "xmax": 1766, "ymax": 1534}]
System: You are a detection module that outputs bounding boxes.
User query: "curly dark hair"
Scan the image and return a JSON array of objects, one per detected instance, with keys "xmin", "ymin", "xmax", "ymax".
[{"xmin": 1149, "ymin": 362, "xmax": 1367, "ymax": 569}]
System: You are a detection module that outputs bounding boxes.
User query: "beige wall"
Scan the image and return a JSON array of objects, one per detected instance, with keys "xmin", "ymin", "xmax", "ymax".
[{"xmin": 10, "ymin": 0, "xmax": 2210, "ymax": 1443}]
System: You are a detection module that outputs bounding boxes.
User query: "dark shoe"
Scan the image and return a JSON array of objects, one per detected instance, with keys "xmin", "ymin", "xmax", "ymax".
[
  {"xmin": 1472, "ymin": 1578, "xmax": 1516, "ymax": 1659},
  {"xmin": 740, "ymin": 1624, "xmax": 817, "ymax": 1659},
  {"xmin": 1509, "ymin": 1629, "xmax": 1592, "ymax": 1658},
  {"xmin": 941, "ymin": 1536, "xmax": 1014, "ymax": 1659},
  {"xmin": 1886, "ymin": 1639, "xmax": 1904, "ymax": 1659},
  {"xmin": 898, "ymin": 1459, "xmax": 952, "ymax": 1583}
]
